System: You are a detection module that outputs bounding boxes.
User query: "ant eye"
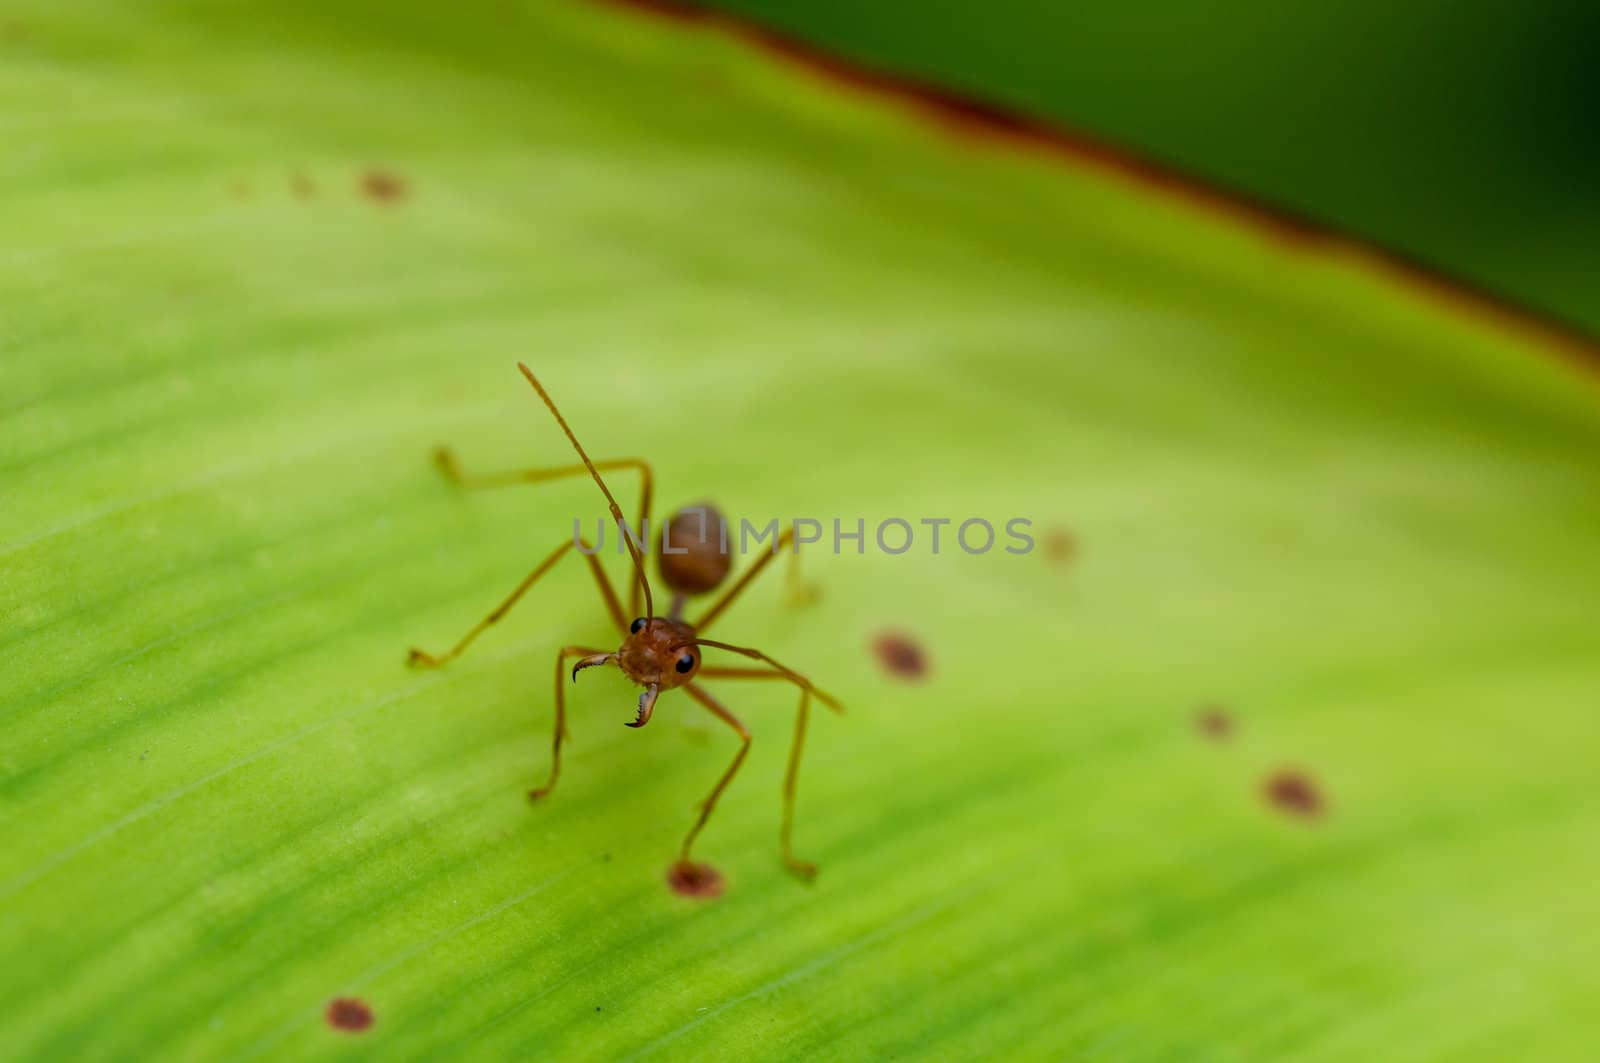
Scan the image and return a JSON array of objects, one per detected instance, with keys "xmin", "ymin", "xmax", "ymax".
[
  {"xmin": 675, "ymin": 653, "xmax": 696, "ymax": 674},
  {"xmin": 630, "ymin": 617, "xmax": 647, "ymax": 634}
]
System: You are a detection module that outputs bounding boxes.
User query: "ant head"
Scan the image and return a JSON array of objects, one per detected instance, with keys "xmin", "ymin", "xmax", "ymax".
[
  {"xmin": 618, "ymin": 615, "xmax": 701, "ymax": 692},
  {"xmin": 571, "ymin": 617, "xmax": 700, "ymax": 728},
  {"xmin": 657, "ymin": 503, "xmax": 732, "ymax": 596}
]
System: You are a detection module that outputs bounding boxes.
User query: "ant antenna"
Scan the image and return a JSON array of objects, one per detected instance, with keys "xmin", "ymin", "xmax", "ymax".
[{"xmin": 517, "ymin": 363, "xmax": 654, "ymax": 620}]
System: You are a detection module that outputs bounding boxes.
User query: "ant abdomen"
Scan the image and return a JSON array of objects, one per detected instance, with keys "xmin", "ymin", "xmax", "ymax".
[{"xmin": 658, "ymin": 503, "xmax": 733, "ymax": 596}]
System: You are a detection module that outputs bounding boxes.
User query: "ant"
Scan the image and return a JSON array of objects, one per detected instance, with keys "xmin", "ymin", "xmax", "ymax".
[{"xmin": 408, "ymin": 364, "xmax": 843, "ymax": 882}]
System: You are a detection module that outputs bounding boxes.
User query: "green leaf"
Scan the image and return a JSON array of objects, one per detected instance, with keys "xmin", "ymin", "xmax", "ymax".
[{"xmin": 5, "ymin": 2, "xmax": 1599, "ymax": 1059}]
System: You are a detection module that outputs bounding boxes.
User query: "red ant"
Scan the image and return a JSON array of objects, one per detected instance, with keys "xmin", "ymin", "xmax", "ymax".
[{"xmin": 408, "ymin": 365, "xmax": 842, "ymax": 882}]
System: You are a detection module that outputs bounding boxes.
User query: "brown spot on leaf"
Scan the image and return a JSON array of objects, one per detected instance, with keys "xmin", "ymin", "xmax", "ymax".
[
  {"xmin": 1195, "ymin": 706, "xmax": 1234, "ymax": 741},
  {"xmin": 667, "ymin": 860, "xmax": 724, "ymax": 899},
  {"xmin": 872, "ymin": 631, "xmax": 928, "ymax": 679},
  {"xmin": 290, "ymin": 171, "xmax": 317, "ymax": 200},
  {"xmin": 227, "ymin": 179, "xmax": 254, "ymax": 202},
  {"xmin": 360, "ymin": 168, "xmax": 407, "ymax": 203},
  {"xmin": 325, "ymin": 997, "xmax": 374, "ymax": 1032},
  {"xmin": 1264, "ymin": 770, "xmax": 1325, "ymax": 819},
  {"xmin": 1043, "ymin": 526, "xmax": 1076, "ymax": 564}
]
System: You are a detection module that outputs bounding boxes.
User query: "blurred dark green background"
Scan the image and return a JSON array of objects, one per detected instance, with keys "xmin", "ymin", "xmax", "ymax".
[{"xmin": 698, "ymin": 0, "xmax": 1600, "ymax": 337}]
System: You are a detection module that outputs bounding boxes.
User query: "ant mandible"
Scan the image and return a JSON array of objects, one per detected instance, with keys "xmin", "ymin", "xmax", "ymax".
[{"xmin": 408, "ymin": 364, "xmax": 843, "ymax": 882}]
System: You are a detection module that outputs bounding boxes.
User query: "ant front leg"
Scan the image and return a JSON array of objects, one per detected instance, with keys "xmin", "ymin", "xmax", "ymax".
[
  {"xmin": 696, "ymin": 665, "xmax": 831, "ymax": 880},
  {"xmin": 530, "ymin": 645, "xmax": 612, "ymax": 802},
  {"xmin": 677, "ymin": 684, "xmax": 752, "ymax": 873},
  {"xmin": 408, "ymin": 538, "xmax": 625, "ymax": 668}
]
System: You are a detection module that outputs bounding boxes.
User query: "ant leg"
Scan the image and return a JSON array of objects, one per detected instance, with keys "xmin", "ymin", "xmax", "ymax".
[
  {"xmin": 678, "ymin": 683, "xmax": 751, "ymax": 867},
  {"xmin": 693, "ymin": 668, "xmax": 822, "ymax": 879},
  {"xmin": 781, "ymin": 689, "xmax": 815, "ymax": 879},
  {"xmin": 691, "ymin": 645, "xmax": 844, "ymax": 713},
  {"xmin": 693, "ymin": 528, "xmax": 818, "ymax": 633},
  {"xmin": 787, "ymin": 542, "xmax": 821, "ymax": 608},
  {"xmin": 530, "ymin": 645, "xmax": 610, "ymax": 801},
  {"xmin": 432, "ymin": 450, "xmax": 654, "ymax": 618},
  {"xmin": 408, "ymin": 538, "xmax": 625, "ymax": 668}
]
